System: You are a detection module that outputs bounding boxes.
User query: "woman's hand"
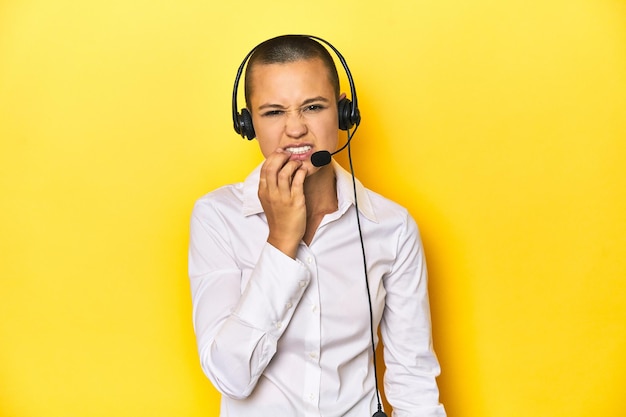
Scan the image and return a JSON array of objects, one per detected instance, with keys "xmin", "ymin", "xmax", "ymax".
[{"xmin": 258, "ymin": 149, "xmax": 308, "ymax": 259}]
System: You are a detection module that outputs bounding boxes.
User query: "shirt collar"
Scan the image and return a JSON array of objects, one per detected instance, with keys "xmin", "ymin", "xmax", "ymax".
[{"xmin": 242, "ymin": 160, "xmax": 378, "ymax": 223}]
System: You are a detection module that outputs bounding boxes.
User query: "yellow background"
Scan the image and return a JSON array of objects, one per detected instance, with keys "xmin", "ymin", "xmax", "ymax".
[{"xmin": 1, "ymin": 0, "xmax": 625, "ymax": 416}]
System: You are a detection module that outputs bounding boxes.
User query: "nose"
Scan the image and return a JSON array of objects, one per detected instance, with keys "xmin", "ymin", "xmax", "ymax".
[{"xmin": 284, "ymin": 111, "xmax": 307, "ymax": 138}]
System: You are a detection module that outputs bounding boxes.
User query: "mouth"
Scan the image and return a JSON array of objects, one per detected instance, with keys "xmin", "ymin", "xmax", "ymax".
[
  {"xmin": 284, "ymin": 145, "xmax": 314, "ymax": 162},
  {"xmin": 284, "ymin": 145, "xmax": 312, "ymax": 155}
]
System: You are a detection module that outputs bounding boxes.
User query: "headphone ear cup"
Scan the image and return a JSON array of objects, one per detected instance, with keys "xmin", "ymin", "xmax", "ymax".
[
  {"xmin": 338, "ymin": 97, "xmax": 360, "ymax": 131},
  {"xmin": 239, "ymin": 108, "xmax": 255, "ymax": 140},
  {"xmin": 337, "ymin": 98, "xmax": 353, "ymax": 131}
]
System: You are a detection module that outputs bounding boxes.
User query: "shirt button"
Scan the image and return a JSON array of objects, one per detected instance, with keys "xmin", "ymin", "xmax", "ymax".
[
  {"xmin": 285, "ymin": 302, "xmax": 293, "ymax": 309},
  {"xmin": 311, "ymin": 304, "xmax": 318, "ymax": 313},
  {"xmin": 309, "ymin": 352, "xmax": 318, "ymax": 359},
  {"xmin": 306, "ymin": 257, "xmax": 312, "ymax": 264},
  {"xmin": 275, "ymin": 322, "xmax": 282, "ymax": 329},
  {"xmin": 299, "ymin": 280, "xmax": 307, "ymax": 288}
]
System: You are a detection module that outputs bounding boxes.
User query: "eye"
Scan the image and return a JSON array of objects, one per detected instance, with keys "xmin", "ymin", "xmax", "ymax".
[
  {"xmin": 261, "ymin": 110, "xmax": 284, "ymax": 117},
  {"xmin": 303, "ymin": 104, "xmax": 326, "ymax": 112}
]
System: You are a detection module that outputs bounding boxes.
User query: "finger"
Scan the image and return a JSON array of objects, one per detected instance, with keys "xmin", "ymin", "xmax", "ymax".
[
  {"xmin": 260, "ymin": 149, "xmax": 291, "ymax": 191},
  {"xmin": 290, "ymin": 166, "xmax": 307, "ymax": 198},
  {"xmin": 276, "ymin": 160, "xmax": 303, "ymax": 195}
]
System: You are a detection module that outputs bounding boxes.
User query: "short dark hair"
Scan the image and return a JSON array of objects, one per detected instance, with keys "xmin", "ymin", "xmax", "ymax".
[{"xmin": 244, "ymin": 35, "xmax": 340, "ymax": 106}]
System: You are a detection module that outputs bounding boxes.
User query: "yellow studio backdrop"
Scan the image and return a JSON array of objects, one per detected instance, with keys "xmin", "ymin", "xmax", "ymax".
[{"xmin": 1, "ymin": 0, "xmax": 625, "ymax": 416}]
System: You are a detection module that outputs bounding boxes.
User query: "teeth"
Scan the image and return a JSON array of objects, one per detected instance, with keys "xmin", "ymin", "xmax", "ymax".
[{"xmin": 285, "ymin": 145, "xmax": 311, "ymax": 155}]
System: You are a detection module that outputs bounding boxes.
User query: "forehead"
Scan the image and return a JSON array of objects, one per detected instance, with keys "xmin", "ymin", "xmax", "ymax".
[{"xmin": 247, "ymin": 58, "xmax": 335, "ymax": 100}]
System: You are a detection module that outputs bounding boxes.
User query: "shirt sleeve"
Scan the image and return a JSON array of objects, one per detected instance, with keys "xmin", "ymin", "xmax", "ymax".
[
  {"xmin": 188, "ymin": 200, "xmax": 311, "ymax": 400},
  {"xmin": 380, "ymin": 213, "xmax": 447, "ymax": 417}
]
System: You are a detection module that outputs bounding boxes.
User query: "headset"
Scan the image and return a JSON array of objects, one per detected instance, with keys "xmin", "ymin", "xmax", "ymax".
[
  {"xmin": 230, "ymin": 35, "xmax": 386, "ymax": 417},
  {"xmin": 231, "ymin": 34, "xmax": 361, "ymax": 140}
]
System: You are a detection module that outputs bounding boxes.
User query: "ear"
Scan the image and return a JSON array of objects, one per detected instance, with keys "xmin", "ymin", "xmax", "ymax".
[{"xmin": 338, "ymin": 92, "xmax": 347, "ymax": 101}]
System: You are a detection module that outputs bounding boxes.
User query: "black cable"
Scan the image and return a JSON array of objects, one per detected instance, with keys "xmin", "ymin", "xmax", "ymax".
[{"xmin": 346, "ymin": 128, "xmax": 387, "ymax": 417}]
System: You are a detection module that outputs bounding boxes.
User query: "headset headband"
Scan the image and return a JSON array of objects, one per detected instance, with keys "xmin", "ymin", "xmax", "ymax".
[{"xmin": 231, "ymin": 34, "xmax": 360, "ymax": 140}]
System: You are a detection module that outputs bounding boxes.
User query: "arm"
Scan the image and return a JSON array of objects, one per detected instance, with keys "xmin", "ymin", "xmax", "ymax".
[
  {"xmin": 189, "ymin": 205, "xmax": 310, "ymax": 399},
  {"xmin": 189, "ymin": 149, "xmax": 309, "ymax": 399},
  {"xmin": 380, "ymin": 213, "xmax": 447, "ymax": 417}
]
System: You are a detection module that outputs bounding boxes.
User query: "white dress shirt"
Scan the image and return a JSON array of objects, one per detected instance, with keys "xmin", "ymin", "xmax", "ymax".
[{"xmin": 188, "ymin": 161, "xmax": 446, "ymax": 417}]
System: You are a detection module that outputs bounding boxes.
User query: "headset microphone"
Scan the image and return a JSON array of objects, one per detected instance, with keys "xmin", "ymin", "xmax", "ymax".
[
  {"xmin": 310, "ymin": 151, "xmax": 332, "ymax": 167},
  {"xmin": 311, "ymin": 121, "xmax": 360, "ymax": 167}
]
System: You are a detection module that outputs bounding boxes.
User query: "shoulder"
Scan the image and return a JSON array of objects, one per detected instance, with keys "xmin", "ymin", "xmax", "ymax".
[
  {"xmin": 365, "ymin": 187, "xmax": 418, "ymax": 231},
  {"xmin": 191, "ymin": 182, "xmax": 246, "ymax": 220},
  {"xmin": 192, "ymin": 163, "xmax": 262, "ymax": 219},
  {"xmin": 333, "ymin": 161, "xmax": 414, "ymax": 229},
  {"xmin": 366, "ymin": 188, "xmax": 409, "ymax": 217}
]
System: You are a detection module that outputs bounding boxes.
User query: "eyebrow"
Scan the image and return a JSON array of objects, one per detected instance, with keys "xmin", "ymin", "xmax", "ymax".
[{"xmin": 257, "ymin": 96, "xmax": 330, "ymax": 111}]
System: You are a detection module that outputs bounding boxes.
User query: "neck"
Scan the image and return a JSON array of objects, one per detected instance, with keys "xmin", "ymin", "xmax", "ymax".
[{"xmin": 303, "ymin": 163, "xmax": 338, "ymax": 216}]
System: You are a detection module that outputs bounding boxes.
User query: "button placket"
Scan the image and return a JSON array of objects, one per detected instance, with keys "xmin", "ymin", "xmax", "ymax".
[{"xmin": 300, "ymin": 247, "xmax": 321, "ymax": 412}]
